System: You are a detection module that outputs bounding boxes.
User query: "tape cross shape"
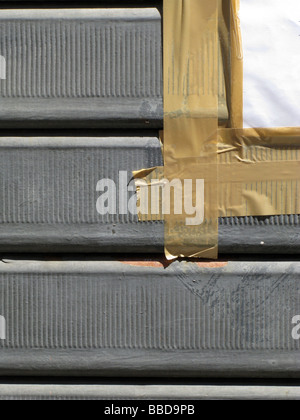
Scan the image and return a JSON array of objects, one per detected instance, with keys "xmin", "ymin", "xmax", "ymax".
[{"xmin": 133, "ymin": 0, "xmax": 300, "ymax": 260}]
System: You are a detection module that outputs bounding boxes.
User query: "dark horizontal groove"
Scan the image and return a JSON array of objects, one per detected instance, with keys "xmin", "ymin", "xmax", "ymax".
[
  {"xmin": 3, "ymin": 376, "xmax": 300, "ymax": 386},
  {"xmin": 0, "ymin": 128, "xmax": 160, "ymax": 137},
  {"xmin": 1, "ymin": 254, "xmax": 300, "ymax": 263},
  {"xmin": 0, "ymin": 136, "xmax": 298, "ymax": 254},
  {"xmin": 0, "ymin": 2, "xmax": 163, "ymax": 11},
  {"xmin": 0, "ymin": 1, "xmax": 161, "ymax": 4},
  {"xmin": 0, "ymin": 259, "xmax": 300, "ymax": 377},
  {"xmin": 0, "ymin": 8, "xmax": 163, "ymax": 128}
]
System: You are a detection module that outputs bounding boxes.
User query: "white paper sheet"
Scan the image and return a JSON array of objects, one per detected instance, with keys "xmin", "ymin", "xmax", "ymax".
[{"xmin": 240, "ymin": 0, "xmax": 300, "ymax": 128}]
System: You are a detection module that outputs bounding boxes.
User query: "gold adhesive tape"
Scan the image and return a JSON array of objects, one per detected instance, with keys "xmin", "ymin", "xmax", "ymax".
[
  {"xmin": 133, "ymin": 135, "xmax": 300, "ymax": 220},
  {"xmin": 218, "ymin": 128, "xmax": 300, "ymax": 217},
  {"xmin": 163, "ymin": 0, "xmax": 219, "ymax": 259},
  {"xmin": 132, "ymin": 0, "xmax": 300, "ymax": 256},
  {"xmin": 230, "ymin": 0, "xmax": 243, "ymax": 129}
]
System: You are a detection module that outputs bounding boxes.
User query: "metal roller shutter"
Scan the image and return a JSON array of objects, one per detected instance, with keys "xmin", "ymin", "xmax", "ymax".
[
  {"xmin": 0, "ymin": 258, "xmax": 300, "ymax": 377},
  {"xmin": 0, "ymin": 136, "xmax": 298, "ymax": 254},
  {"xmin": 0, "ymin": 383, "xmax": 300, "ymax": 400},
  {"xmin": 0, "ymin": 8, "xmax": 163, "ymax": 128}
]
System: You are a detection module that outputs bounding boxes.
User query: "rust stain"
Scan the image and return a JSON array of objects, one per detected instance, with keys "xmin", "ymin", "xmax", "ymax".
[
  {"xmin": 195, "ymin": 261, "xmax": 228, "ymax": 268},
  {"xmin": 119, "ymin": 258, "xmax": 228, "ymax": 269},
  {"xmin": 119, "ymin": 259, "xmax": 170, "ymax": 268}
]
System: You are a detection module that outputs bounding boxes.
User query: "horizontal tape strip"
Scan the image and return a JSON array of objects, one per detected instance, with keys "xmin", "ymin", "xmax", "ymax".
[
  {"xmin": 219, "ymin": 161, "xmax": 300, "ymax": 183},
  {"xmin": 134, "ymin": 159, "xmax": 300, "ymax": 219}
]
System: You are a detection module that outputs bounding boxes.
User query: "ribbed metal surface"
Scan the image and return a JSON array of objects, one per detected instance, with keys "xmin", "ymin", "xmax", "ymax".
[
  {"xmin": 0, "ymin": 9, "xmax": 163, "ymax": 128},
  {"xmin": 0, "ymin": 259, "xmax": 299, "ymax": 377},
  {"xmin": 0, "ymin": 136, "xmax": 298, "ymax": 253},
  {"xmin": 0, "ymin": 270, "xmax": 298, "ymax": 351},
  {"xmin": 0, "ymin": 136, "xmax": 163, "ymax": 252},
  {"xmin": 0, "ymin": 137, "xmax": 161, "ymax": 224},
  {"xmin": 0, "ymin": 384, "xmax": 300, "ymax": 400},
  {"xmin": 220, "ymin": 215, "xmax": 300, "ymax": 226}
]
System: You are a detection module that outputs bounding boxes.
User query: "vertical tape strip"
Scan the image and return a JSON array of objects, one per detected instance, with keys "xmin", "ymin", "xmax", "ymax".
[
  {"xmin": 230, "ymin": 0, "xmax": 243, "ymax": 128},
  {"xmin": 163, "ymin": 0, "xmax": 219, "ymax": 259}
]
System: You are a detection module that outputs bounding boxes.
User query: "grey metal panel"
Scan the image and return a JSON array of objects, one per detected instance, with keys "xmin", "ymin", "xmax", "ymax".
[
  {"xmin": 0, "ymin": 8, "xmax": 163, "ymax": 128},
  {"xmin": 0, "ymin": 136, "xmax": 164, "ymax": 253},
  {"xmin": 0, "ymin": 258, "xmax": 300, "ymax": 377},
  {"xmin": 0, "ymin": 384, "xmax": 300, "ymax": 400},
  {"xmin": 0, "ymin": 136, "xmax": 299, "ymax": 253},
  {"xmin": 219, "ymin": 215, "xmax": 300, "ymax": 254}
]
